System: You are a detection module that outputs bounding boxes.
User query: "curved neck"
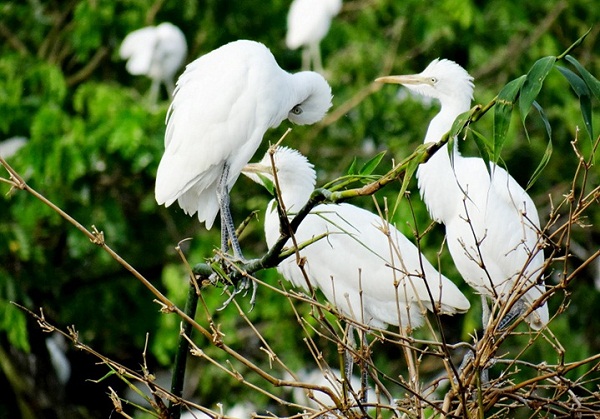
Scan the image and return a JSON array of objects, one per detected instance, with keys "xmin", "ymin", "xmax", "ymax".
[{"xmin": 417, "ymin": 97, "xmax": 471, "ymax": 223}]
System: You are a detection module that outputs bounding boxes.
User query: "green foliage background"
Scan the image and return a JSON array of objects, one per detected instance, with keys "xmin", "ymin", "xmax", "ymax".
[{"xmin": 0, "ymin": 0, "xmax": 598, "ymax": 417}]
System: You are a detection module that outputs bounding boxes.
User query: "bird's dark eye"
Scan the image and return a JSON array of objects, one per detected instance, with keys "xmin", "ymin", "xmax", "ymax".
[
  {"xmin": 430, "ymin": 77, "xmax": 438, "ymax": 84},
  {"xmin": 291, "ymin": 105, "xmax": 303, "ymax": 115}
]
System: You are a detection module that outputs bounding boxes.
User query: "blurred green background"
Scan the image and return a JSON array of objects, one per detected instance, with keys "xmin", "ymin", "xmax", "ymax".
[{"xmin": 0, "ymin": 0, "xmax": 598, "ymax": 417}]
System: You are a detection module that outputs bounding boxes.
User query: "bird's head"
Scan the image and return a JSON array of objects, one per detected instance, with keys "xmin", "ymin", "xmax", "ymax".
[
  {"xmin": 242, "ymin": 147, "xmax": 316, "ymax": 209},
  {"xmin": 288, "ymin": 72, "xmax": 333, "ymax": 125},
  {"xmin": 376, "ymin": 58, "xmax": 474, "ymax": 108}
]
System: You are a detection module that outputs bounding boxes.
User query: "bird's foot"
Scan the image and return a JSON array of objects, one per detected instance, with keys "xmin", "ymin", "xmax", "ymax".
[{"xmin": 209, "ymin": 254, "xmax": 259, "ymax": 311}]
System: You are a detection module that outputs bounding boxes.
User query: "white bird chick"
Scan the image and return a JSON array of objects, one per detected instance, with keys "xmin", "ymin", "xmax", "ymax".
[
  {"xmin": 286, "ymin": 0, "xmax": 342, "ymax": 72},
  {"xmin": 119, "ymin": 22, "xmax": 187, "ymax": 104},
  {"xmin": 155, "ymin": 40, "xmax": 332, "ymax": 260},
  {"xmin": 243, "ymin": 147, "xmax": 470, "ymax": 329},
  {"xmin": 377, "ymin": 59, "xmax": 549, "ymax": 330}
]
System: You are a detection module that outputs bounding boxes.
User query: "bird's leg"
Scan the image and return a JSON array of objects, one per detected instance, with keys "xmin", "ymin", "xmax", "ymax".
[
  {"xmin": 148, "ymin": 78, "xmax": 160, "ymax": 108},
  {"xmin": 342, "ymin": 325, "xmax": 355, "ymax": 399},
  {"xmin": 498, "ymin": 299, "xmax": 526, "ymax": 331},
  {"xmin": 216, "ymin": 162, "xmax": 246, "ymax": 263},
  {"xmin": 215, "ymin": 163, "xmax": 259, "ymax": 308},
  {"xmin": 481, "ymin": 295, "xmax": 491, "ymax": 329},
  {"xmin": 301, "ymin": 46, "xmax": 311, "ymax": 71},
  {"xmin": 359, "ymin": 329, "xmax": 368, "ymax": 405},
  {"xmin": 311, "ymin": 42, "xmax": 324, "ymax": 74}
]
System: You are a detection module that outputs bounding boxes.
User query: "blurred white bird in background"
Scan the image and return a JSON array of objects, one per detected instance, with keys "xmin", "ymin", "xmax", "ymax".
[
  {"xmin": 155, "ymin": 40, "xmax": 332, "ymax": 264},
  {"xmin": 0, "ymin": 136, "xmax": 28, "ymax": 159},
  {"xmin": 286, "ymin": 0, "xmax": 342, "ymax": 73},
  {"xmin": 243, "ymin": 146, "xmax": 470, "ymax": 329},
  {"xmin": 377, "ymin": 59, "xmax": 549, "ymax": 331},
  {"xmin": 119, "ymin": 22, "xmax": 187, "ymax": 105}
]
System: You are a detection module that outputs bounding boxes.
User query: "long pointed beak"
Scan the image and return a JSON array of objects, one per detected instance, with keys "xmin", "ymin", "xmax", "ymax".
[{"xmin": 375, "ymin": 74, "xmax": 431, "ymax": 86}]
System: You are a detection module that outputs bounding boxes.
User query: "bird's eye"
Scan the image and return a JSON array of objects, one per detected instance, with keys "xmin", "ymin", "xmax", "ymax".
[
  {"xmin": 430, "ymin": 77, "xmax": 438, "ymax": 84},
  {"xmin": 291, "ymin": 105, "xmax": 303, "ymax": 115}
]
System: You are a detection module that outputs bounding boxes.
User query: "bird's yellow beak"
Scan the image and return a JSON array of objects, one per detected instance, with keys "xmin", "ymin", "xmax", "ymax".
[{"xmin": 375, "ymin": 74, "xmax": 431, "ymax": 86}]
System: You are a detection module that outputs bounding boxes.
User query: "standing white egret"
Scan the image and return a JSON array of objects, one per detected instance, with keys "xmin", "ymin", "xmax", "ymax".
[
  {"xmin": 286, "ymin": 0, "xmax": 342, "ymax": 73},
  {"xmin": 119, "ymin": 22, "xmax": 188, "ymax": 105},
  {"xmin": 243, "ymin": 147, "xmax": 470, "ymax": 329},
  {"xmin": 376, "ymin": 59, "xmax": 549, "ymax": 330},
  {"xmin": 155, "ymin": 40, "xmax": 332, "ymax": 262}
]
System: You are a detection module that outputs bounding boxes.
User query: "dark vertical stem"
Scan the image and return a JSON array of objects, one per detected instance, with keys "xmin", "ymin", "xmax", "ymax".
[{"xmin": 168, "ymin": 282, "xmax": 199, "ymax": 418}]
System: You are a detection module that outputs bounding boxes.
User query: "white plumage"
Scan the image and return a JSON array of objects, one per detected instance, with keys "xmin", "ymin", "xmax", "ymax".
[
  {"xmin": 286, "ymin": 0, "xmax": 342, "ymax": 72},
  {"xmin": 119, "ymin": 22, "xmax": 187, "ymax": 103},
  {"xmin": 377, "ymin": 59, "xmax": 549, "ymax": 330},
  {"xmin": 243, "ymin": 147, "xmax": 470, "ymax": 329},
  {"xmin": 155, "ymin": 40, "xmax": 331, "ymax": 259}
]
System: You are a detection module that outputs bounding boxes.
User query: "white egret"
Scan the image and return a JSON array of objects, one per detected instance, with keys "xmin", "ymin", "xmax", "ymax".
[
  {"xmin": 155, "ymin": 40, "xmax": 332, "ymax": 262},
  {"xmin": 119, "ymin": 22, "xmax": 188, "ymax": 105},
  {"xmin": 286, "ymin": 0, "xmax": 342, "ymax": 73},
  {"xmin": 376, "ymin": 59, "xmax": 549, "ymax": 330},
  {"xmin": 242, "ymin": 147, "xmax": 470, "ymax": 330}
]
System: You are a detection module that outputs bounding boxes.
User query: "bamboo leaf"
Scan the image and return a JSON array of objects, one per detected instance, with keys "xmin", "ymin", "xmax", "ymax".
[
  {"xmin": 579, "ymin": 94, "xmax": 594, "ymax": 142},
  {"xmin": 527, "ymin": 102, "xmax": 553, "ymax": 189},
  {"xmin": 519, "ymin": 56, "xmax": 556, "ymax": 122},
  {"xmin": 449, "ymin": 109, "xmax": 473, "ymax": 138},
  {"xmin": 471, "ymin": 129, "xmax": 491, "ymax": 176},
  {"xmin": 556, "ymin": 65, "xmax": 590, "ymax": 97},
  {"xmin": 346, "ymin": 157, "xmax": 358, "ymax": 176},
  {"xmin": 556, "ymin": 65, "xmax": 593, "ymax": 141},
  {"xmin": 493, "ymin": 75, "xmax": 526, "ymax": 162},
  {"xmin": 556, "ymin": 28, "xmax": 591, "ymax": 60},
  {"xmin": 398, "ymin": 152, "xmax": 420, "ymax": 200},
  {"xmin": 565, "ymin": 55, "xmax": 600, "ymax": 102},
  {"xmin": 359, "ymin": 150, "xmax": 387, "ymax": 176},
  {"xmin": 256, "ymin": 173, "xmax": 275, "ymax": 196}
]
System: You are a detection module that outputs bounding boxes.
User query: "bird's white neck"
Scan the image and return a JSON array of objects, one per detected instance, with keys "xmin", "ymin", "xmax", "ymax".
[{"xmin": 417, "ymin": 97, "xmax": 471, "ymax": 223}]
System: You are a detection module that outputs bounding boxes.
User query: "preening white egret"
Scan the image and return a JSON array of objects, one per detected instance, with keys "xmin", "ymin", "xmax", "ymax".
[
  {"xmin": 376, "ymin": 59, "xmax": 549, "ymax": 330},
  {"xmin": 243, "ymin": 146, "xmax": 470, "ymax": 329},
  {"xmin": 286, "ymin": 0, "xmax": 342, "ymax": 72},
  {"xmin": 119, "ymin": 22, "xmax": 187, "ymax": 105},
  {"xmin": 155, "ymin": 40, "xmax": 332, "ymax": 262}
]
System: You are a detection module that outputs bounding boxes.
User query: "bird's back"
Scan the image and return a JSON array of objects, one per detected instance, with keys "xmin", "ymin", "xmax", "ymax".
[
  {"xmin": 286, "ymin": 0, "xmax": 339, "ymax": 49},
  {"xmin": 266, "ymin": 201, "xmax": 469, "ymax": 329},
  {"xmin": 120, "ymin": 26, "xmax": 159, "ymax": 76},
  {"xmin": 155, "ymin": 41, "xmax": 294, "ymax": 227},
  {"xmin": 150, "ymin": 23, "xmax": 187, "ymax": 81}
]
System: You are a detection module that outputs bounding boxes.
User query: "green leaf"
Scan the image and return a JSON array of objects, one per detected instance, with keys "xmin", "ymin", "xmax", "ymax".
[
  {"xmin": 346, "ymin": 157, "xmax": 358, "ymax": 176},
  {"xmin": 556, "ymin": 65, "xmax": 590, "ymax": 97},
  {"xmin": 556, "ymin": 65, "xmax": 594, "ymax": 141},
  {"xmin": 556, "ymin": 28, "xmax": 591, "ymax": 60},
  {"xmin": 493, "ymin": 75, "xmax": 526, "ymax": 162},
  {"xmin": 471, "ymin": 129, "xmax": 491, "ymax": 176},
  {"xmin": 565, "ymin": 54, "xmax": 600, "ymax": 101},
  {"xmin": 519, "ymin": 56, "xmax": 556, "ymax": 122},
  {"xmin": 578, "ymin": 94, "xmax": 594, "ymax": 142},
  {"xmin": 449, "ymin": 109, "xmax": 473, "ymax": 138},
  {"xmin": 359, "ymin": 150, "xmax": 386, "ymax": 176},
  {"xmin": 527, "ymin": 102, "xmax": 553, "ymax": 189},
  {"xmin": 257, "ymin": 173, "xmax": 275, "ymax": 196},
  {"xmin": 399, "ymin": 152, "xmax": 420, "ymax": 202}
]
